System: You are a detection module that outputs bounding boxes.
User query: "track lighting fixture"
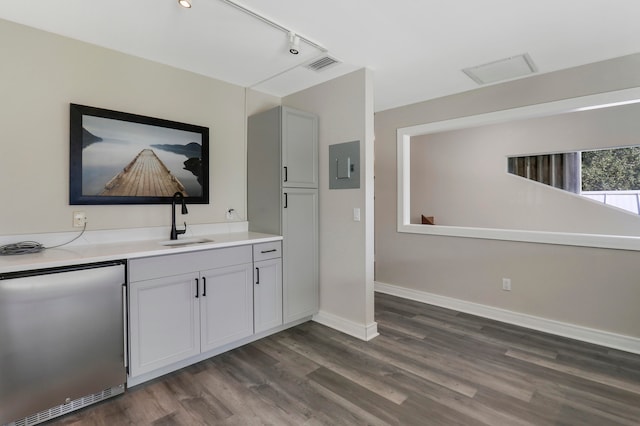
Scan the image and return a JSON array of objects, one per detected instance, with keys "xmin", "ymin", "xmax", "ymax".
[
  {"xmin": 288, "ymin": 32, "xmax": 300, "ymax": 55},
  {"xmin": 176, "ymin": 0, "xmax": 327, "ymax": 56}
]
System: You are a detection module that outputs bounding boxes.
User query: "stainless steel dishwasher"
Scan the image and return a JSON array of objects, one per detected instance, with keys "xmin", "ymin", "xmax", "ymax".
[{"xmin": 0, "ymin": 261, "xmax": 127, "ymax": 426}]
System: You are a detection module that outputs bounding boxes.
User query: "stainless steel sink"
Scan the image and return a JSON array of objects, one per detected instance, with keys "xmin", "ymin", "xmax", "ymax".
[{"xmin": 158, "ymin": 237, "xmax": 213, "ymax": 247}]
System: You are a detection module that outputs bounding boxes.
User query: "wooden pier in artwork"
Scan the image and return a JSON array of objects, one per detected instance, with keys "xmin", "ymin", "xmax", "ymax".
[{"xmin": 100, "ymin": 149, "xmax": 187, "ymax": 197}]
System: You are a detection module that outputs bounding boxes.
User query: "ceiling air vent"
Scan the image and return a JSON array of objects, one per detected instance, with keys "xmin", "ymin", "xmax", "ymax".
[
  {"xmin": 305, "ymin": 56, "xmax": 340, "ymax": 72},
  {"xmin": 463, "ymin": 53, "xmax": 537, "ymax": 85}
]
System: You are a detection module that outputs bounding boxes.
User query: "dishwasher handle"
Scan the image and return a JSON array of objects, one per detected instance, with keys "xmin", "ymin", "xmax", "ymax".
[
  {"xmin": 0, "ymin": 260, "xmax": 126, "ymax": 280},
  {"xmin": 122, "ymin": 284, "xmax": 128, "ymax": 370}
]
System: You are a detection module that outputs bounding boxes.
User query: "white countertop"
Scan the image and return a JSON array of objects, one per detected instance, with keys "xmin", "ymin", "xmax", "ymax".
[{"xmin": 0, "ymin": 231, "xmax": 282, "ymax": 274}]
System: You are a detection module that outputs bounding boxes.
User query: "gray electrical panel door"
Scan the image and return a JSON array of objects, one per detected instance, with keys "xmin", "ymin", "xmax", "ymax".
[{"xmin": 329, "ymin": 140, "xmax": 360, "ymax": 189}]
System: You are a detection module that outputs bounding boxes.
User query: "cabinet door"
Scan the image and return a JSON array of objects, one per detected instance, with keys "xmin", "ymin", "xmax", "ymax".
[
  {"xmin": 129, "ymin": 273, "xmax": 200, "ymax": 377},
  {"xmin": 282, "ymin": 107, "xmax": 318, "ymax": 188},
  {"xmin": 254, "ymin": 258, "xmax": 283, "ymax": 333},
  {"xmin": 282, "ymin": 188, "xmax": 319, "ymax": 322},
  {"xmin": 200, "ymin": 263, "xmax": 254, "ymax": 352}
]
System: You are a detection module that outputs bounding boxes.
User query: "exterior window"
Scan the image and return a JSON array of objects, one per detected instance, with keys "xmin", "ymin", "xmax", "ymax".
[{"xmin": 508, "ymin": 146, "xmax": 640, "ymax": 214}]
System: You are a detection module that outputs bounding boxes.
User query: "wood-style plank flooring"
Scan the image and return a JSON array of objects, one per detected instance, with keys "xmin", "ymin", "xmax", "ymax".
[{"xmin": 51, "ymin": 293, "xmax": 640, "ymax": 425}]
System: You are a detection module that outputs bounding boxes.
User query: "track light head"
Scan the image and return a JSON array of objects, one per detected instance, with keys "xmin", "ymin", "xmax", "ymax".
[
  {"xmin": 178, "ymin": 0, "xmax": 192, "ymax": 8},
  {"xmin": 288, "ymin": 32, "xmax": 300, "ymax": 55}
]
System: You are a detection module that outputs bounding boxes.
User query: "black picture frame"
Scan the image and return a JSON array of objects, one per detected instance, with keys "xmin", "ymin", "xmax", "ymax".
[{"xmin": 69, "ymin": 103, "xmax": 209, "ymax": 205}]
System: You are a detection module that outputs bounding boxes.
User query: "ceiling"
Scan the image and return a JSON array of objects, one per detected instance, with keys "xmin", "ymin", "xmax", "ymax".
[{"xmin": 1, "ymin": 0, "xmax": 639, "ymax": 112}]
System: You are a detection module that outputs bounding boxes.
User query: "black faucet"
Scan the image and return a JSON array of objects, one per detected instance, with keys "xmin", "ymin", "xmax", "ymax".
[{"xmin": 170, "ymin": 192, "xmax": 188, "ymax": 240}]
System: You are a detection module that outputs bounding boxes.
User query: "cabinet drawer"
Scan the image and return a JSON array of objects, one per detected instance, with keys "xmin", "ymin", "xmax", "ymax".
[
  {"xmin": 253, "ymin": 241, "xmax": 281, "ymax": 261},
  {"xmin": 130, "ymin": 245, "xmax": 252, "ymax": 282}
]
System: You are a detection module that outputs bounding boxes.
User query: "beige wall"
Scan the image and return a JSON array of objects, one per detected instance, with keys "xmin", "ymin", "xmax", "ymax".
[
  {"xmin": 284, "ymin": 69, "xmax": 376, "ymax": 328},
  {"xmin": 246, "ymin": 89, "xmax": 281, "ymax": 117},
  {"xmin": 410, "ymin": 102, "xmax": 640, "ymax": 235},
  {"xmin": 0, "ymin": 19, "xmax": 248, "ymax": 235},
  {"xmin": 375, "ymin": 53, "xmax": 640, "ymax": 338},
  {"xmin": 0, "ymin": 18, "xmax": 377, "ymax": 334}
]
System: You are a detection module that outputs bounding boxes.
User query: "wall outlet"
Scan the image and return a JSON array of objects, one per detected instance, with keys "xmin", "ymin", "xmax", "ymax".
[
  {"xmin": 73, "ymin": 211, "xmax": 87, "ymax": 228},
  {"xmin": 502, "ymin": 278, "xmax": 512, "ymax": 291}
]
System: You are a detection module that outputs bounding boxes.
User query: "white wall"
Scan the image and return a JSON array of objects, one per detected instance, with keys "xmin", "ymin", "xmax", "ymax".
[
  {"xmin": 375, "ymin": 53, "xmax": 640, "ymax": 340},
  {"xmin": 0, "ymin": 19, "xmax": 247, "ymax": 235},
  {"xmin": 284, "ymin": 69, "xmax": 377, "ymax": 338}
]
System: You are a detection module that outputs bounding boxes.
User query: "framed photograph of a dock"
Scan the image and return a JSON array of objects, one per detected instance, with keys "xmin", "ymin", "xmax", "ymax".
[{"xmin": 69, "ymin": 104, "xmax": 209, "ymax": 205}]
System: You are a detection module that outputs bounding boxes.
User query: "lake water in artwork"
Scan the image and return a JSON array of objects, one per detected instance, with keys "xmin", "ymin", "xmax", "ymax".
[{"xmin": 81, "ymin": 116, "xmax": 203, "ymax": 196}]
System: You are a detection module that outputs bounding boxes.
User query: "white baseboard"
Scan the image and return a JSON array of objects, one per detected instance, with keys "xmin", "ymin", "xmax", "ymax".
[
  {"xmin": 375, "ymin": 281, "xmax": 640, "ymax": 355},
  {"xmin": 313, "ymin": 310, "xmax": 379, "ymax": 341}
]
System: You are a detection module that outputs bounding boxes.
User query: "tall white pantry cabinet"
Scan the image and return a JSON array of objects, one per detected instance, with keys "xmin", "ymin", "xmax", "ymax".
[{"xmin": 247, "ymin": 106, "xmax": 319, "ymax": 323}]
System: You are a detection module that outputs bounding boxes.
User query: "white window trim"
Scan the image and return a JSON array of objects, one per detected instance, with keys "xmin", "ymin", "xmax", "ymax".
[{"xmin": 397, "ymin": 87, "xmax": 640, "ymax": 251}]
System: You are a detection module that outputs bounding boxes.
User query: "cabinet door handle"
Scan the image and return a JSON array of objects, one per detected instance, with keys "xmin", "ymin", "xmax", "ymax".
[
  {"xmin": 122, "ymin": 284, "xmax": 128, "ymax": 369},
  {"xmin": 256, "ymin": 267, "xmax": 260, "ymax": 284},
  {"xmin": 261, "ymin": 249, "xmax": 277, "ymax": 254},
  {"xmin": 195, "ymin": 278, "xmax": 199, "ymax": 298},
  {"xmin": 284, "ymin": 166, "xmax": 288, "ymax": 182},
  {"xmin": 284, "ymin": 192, "xmax": 288, "ymax": 208},
  {"xmin": 202, "ymin": 276, "xmax": 207, "ymax": 297}
]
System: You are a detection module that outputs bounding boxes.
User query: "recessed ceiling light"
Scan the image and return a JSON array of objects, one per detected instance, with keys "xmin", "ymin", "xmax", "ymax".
[
  {"xmin": 178, "ymin": 0, "xmax": 192, "ymax": 8},
  {"xmin": 463, "ymin": 53, "xmax": 537, "ymax": 85}
]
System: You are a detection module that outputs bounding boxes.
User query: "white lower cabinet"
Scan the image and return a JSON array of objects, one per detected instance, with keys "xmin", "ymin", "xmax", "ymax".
[
  {"xmin": 128, "ymin": 242, "xmax": 286, "ymax": 382},
  {"xmin": 129, "ymin": 272, "xmax": 200, "ymax": 376},
  {"xmin": 253, "ymin": 242, "xmax": 283, "ymax": 333},
  {"xmin": 128, "ymin": 245, "xmax": 255, "ymax": 379},
  {"xmin": 254, "ymin": 258, "xmax": 282, "ymax": 333},
  {"xmin": 200, "ymin": 263, "xmax": 254, "ymax": 351}
]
